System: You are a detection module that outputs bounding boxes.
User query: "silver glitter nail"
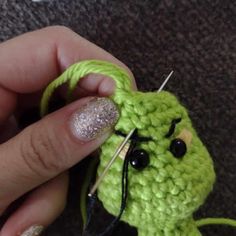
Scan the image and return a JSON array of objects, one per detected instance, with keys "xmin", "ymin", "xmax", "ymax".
[
  {"xmin": 20, "ymin": 225, "xmax": 44, "ymax": 236},
  {"xmin": 70, "ymin": 97, "xmax": 119, "ymax": 141}
]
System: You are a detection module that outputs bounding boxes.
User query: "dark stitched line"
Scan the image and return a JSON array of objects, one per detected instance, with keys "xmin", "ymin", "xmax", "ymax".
[
  {"xmin": 97, "ymin": 135, "xmax": 136, "ymax": 236},
  {"xmin": 84, "ymin": 130, "xmax": 137, "ymax": 236},
  {"xmin": 165, "ymin": 118, "xmax": 182, "ymax": 138},
  {"xmin": 115, "ymin": 130, "xmax": 152, "ymax": 142}
]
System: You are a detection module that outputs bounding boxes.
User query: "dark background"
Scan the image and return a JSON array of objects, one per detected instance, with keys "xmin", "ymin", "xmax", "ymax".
[{"xmin": 0, "ymin": 0, "xmax": 236, "ymax": 235}]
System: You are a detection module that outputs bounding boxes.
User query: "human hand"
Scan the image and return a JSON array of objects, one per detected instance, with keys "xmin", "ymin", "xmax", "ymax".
[{"xmin": 0, "ymin": 26, "xmax": 135, "ymax": 236}]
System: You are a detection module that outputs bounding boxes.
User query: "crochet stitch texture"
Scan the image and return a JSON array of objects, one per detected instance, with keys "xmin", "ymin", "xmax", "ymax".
[
  {"xmin": 40, "ymin": 60, "xmax": 216, "ymax": 236},
  {"xmin": 97, "ymin": 90, "xmax": 215, "ymax": 236}
]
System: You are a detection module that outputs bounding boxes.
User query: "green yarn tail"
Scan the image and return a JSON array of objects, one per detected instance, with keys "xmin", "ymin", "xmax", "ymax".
[
  {"xmin": 80, "ymin": 157, "xmax": 99, "ymax": 230},
  {"xmin": 40, "ymin": 60, "xmax": 132, "ymax": 117},
  {"xmin": 196, "ymin": 218, "xmax": 236, "ymax": 228}
]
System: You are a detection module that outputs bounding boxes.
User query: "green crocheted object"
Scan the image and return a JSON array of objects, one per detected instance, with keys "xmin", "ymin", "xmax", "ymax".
[
  {"xmin": 40, "ymin": 60, "xmax": 235, "ymax": 236},
  {"xmin": 97, "ymin": 91, "xmax": 215, "ymax": 236}
]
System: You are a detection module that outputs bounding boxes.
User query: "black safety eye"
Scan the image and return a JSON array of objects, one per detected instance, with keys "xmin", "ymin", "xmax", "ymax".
[
  {"xmin": 169, "ymin": 138, "xmax": 187, "ymax": 158},
  {"xmin": 129, "ymin": 149, "xmax": 150, "ymax": 170}
]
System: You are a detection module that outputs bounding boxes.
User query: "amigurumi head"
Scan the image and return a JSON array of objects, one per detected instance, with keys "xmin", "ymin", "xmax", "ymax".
[{"xmin": 97, "ymin": 84, "xmax": 215, "ymax": 235}]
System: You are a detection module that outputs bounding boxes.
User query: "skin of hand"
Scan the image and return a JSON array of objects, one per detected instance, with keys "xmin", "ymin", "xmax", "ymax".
[{"xmin": 0, "ymin": 26, "xmax": 135, "ymax": 236}]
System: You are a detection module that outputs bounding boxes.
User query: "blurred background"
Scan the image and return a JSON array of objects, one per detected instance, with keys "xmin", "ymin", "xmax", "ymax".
[{"xmin": 0, "ymin": 0, "xmax": 235, "ymax": 235}]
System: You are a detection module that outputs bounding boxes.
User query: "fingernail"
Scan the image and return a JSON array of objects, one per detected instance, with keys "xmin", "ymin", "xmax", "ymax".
[
  {"xmin": 70, "ymin": 97, "xmax": 119, "ymax": 141},
  {"xmin": 20, "ymin": 225, "xmax": 44, "ymax": 236}
]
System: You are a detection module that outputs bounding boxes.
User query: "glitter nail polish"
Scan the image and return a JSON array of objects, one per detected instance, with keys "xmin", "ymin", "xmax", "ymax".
[
  {"xmin": 20, "ymin": 225, "xmax": 44, "ymax": 236},
  {"xmin": 70, "ymin": 97, "xmax": 119, "ymax": 141}
]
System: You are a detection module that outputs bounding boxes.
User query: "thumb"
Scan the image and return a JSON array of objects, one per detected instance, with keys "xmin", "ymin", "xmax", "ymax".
[{"xmin": 0, "ymin": 97, "xmax": 119, "ymax": 209}]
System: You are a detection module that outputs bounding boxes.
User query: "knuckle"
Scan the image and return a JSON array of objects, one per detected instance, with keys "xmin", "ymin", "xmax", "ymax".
[
  {"xmin": 47, "ymin": 25, "xmax": 74, "ymax": 36},
  {"xmin": 20, "ymin": 125, "xmax": 64, "ymax": 176}
]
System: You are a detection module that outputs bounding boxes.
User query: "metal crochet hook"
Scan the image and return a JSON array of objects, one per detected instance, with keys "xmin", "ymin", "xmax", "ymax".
[{"xmin": 88, "ymin": 128, "xmax": 136, "ymax": 197}]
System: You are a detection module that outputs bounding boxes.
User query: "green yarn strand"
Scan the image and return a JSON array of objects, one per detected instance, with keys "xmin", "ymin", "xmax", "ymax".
[
  {"xmin": 40, "ymin": 60, "xmax": 132, "ymax": 116},
  {"xmin": 80, "ymin": 157, "xmax": 99, "ymax": 230},
  {"xmin": 196, "ymin": 218, "xmax": 236, "ymax": 228}
]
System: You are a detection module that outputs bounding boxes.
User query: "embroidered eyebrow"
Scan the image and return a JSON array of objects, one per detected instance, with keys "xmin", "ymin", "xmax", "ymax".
[
  {"xmin": 165, "ymin": 118, "xmax": 182, "ymax": 138},
  {"xmin": 115, "ymin": 130, "xmax": 152, "ymax": 142}
]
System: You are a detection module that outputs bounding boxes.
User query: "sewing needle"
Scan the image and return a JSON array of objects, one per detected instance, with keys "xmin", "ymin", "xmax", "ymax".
[
  {"xmin": 157, "ymin": 70, "xmax": 174, "ymax": 92},
  {"xmin": 88, "ymin": 128, "xmax": 136, "ymax": 197}
]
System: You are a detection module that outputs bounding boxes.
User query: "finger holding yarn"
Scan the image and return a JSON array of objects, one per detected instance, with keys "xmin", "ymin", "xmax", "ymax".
[{"xmin": 40, "ymin": 60, "xmax": 133, "ymax": 116}]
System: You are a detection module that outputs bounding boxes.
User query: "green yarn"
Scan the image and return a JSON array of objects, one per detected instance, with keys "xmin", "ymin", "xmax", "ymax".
[
  {"xmin": 40, "ymin": 60, "xmax": 235, "ymax": 236},
  {"xmin": 80, "ymin": 157, "xmax": 99, "ymax": 230},
  {"xmin": 196, "ymin": 218, "xmax": 236, "ymax": 227},
  {"xmin": 40, "ymin": 60, "xmax": 132, "ymax": 117},
  {"xmin": 97, "ymin": 91, "xmax": 215, "ymax": 236}
]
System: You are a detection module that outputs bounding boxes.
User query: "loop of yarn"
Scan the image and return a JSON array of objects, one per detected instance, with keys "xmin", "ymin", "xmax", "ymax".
[{"xmin": 40, "ymin": 60, "xmax": 132, "ymax": 116}]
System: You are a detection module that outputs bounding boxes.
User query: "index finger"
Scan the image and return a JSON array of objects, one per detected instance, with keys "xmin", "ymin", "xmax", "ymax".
[{"xmin": 0, "ymin": 26, "xmax": 135, "ymax": 94}]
